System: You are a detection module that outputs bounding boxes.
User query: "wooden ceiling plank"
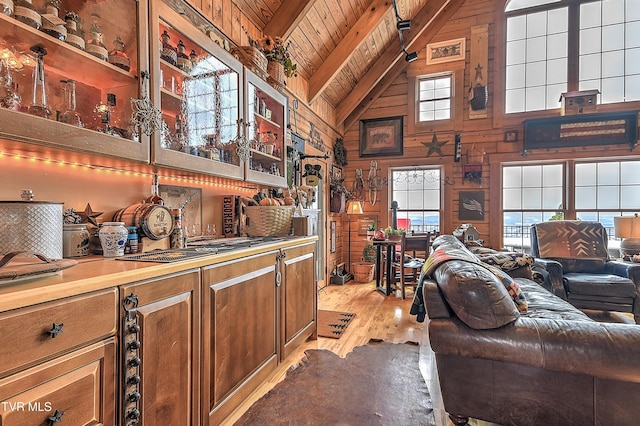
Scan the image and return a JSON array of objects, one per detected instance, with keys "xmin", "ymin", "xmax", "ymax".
[
  {"xmin": 339, "ymin": 0, "xmax": 467, "ymax": 128},
  {"xmin": 263, "ymin": 0, "xmax": 317, "ymax": 39},
  {"xmin": 308, "ymin": 0, "xmax": 393, "ymax": 104}
]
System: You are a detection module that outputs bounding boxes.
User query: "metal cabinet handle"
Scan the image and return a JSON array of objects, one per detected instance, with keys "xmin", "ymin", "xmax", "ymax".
[
  {"xmin": 46, "ymin": 410, "xmax": 64, "ymax": 425},
  {"xmin": 47, "ymin": 323, "xmax": 64, "ymax": 339}
]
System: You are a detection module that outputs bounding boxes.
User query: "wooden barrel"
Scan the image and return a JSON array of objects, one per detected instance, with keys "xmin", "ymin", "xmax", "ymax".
[{"xmin": 113, "ymin": 203, "xmax": 174, "ymax": 240}]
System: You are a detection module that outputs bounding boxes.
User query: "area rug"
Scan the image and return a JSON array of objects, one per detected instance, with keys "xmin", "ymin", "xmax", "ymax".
[
  {"xmin": 316, "ymin": 310, "xmax": 356, "ymax": 338},
  {"xmin": 235, "ymin": 340, "xmax": 435, "ymax": 425}
]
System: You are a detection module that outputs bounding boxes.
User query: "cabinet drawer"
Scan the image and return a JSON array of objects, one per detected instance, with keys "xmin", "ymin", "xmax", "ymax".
[
  {"xmin": 0, "ymin": 288, "xmax": 118, "ymax": 378},
  {"xmin": 0, "ymin": 339, "xmax": 116, "ymax": 426}
]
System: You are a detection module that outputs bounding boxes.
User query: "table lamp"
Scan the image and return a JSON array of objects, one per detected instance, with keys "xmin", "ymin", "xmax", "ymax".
[
  {"xmin": 614, "ymin": 214, "xmax": 640, "ymax": 259},
  {"xmin": 346, "ymin": 200, "xmax": 364, "ymax": 275}
]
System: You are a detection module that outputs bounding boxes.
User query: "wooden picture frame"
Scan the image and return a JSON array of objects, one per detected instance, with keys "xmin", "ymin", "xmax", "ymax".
[
  {"xmin": 330, "ymin": 164, "xmax": 342, "ymax": 181},
  {"xmin": 459, "ymin": 191, "xmax": 484, "ymax": 221},
  {"xmin": 359, "ymin": 117, "xmax": 403, "ymax": 157},
  {"xmin": 426, "ymin": 38, "xmax": 466, "ymax": 65}
]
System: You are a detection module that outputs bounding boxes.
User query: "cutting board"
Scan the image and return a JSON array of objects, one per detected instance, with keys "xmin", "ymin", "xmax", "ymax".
[{"xmin": 0, "ymin": 252, "xmax": 78, "ymax": 284}]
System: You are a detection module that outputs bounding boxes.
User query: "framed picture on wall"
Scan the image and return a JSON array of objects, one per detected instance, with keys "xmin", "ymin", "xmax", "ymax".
[
  {"xmin": 459, "ymin": 191, "xmax": 484, "ymax": 221},
  {"xmin": 359, "ymin": 116, "xmax": 403, "ymax": 157}
]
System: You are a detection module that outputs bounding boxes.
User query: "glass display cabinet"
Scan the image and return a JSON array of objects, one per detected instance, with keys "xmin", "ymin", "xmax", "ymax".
[
  {"xmin": 149, "ymin": 0, "xmax": 244, "ymax": 180},
  {"xmin": 245, "ymin": 70, "xmax": 287, "ymax": 187},
  {"xmin": 0, "ymin": 0, "xmax": 149, "ymax": 163}
]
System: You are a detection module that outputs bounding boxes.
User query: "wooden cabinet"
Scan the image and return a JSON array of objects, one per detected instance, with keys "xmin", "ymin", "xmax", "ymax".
[
  {"xmin": 0, "ymin": 1, "xmax": 150, "ymax": 164},
  {"xmin": 119, "ymin": 268, "xmax": 201, "ymax": 426},
  {"xmin": 0, "ymin": 339, "xmax": 116, "ymax": 426},
  {"xmin": 245, "ymin": 70, "xmax": 288, "ymax": 187},
  {"xmin": 0, "ymin": 289, "xmax": 118, "ymax": 425},
  {"xmin": 280, "ymin": 242, "xmax": 317, "ymax": 360},
  {"xmin": 149, "ymin": 0, "xmax": 245, "ymax": 180},
  {"xmin": 201, "ymin": 241, "xmax": 316, "ymax": 424},
  {"xmin": 201, "ymin": 251, "xmax": 279, "ymax": 425}
]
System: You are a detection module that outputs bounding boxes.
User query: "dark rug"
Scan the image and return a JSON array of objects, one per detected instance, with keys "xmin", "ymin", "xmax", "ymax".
[
  {"xmin": 317, "ymin": 310, "xmax": 356, "ymax": 338},
  {"xmin": 235, "ymin": 340, "xmax": 436, "ymax": 425}
]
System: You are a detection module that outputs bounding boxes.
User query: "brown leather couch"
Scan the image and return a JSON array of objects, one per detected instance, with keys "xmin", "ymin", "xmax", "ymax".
[{"xmin": 421, "ymin": 235, "xmax": 640, "ymax": 426}]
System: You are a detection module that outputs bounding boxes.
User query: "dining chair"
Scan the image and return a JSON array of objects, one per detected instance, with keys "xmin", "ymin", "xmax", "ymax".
[{"xmin": 392, "ymin": 232, "xmax": 433, "ymax": 299}]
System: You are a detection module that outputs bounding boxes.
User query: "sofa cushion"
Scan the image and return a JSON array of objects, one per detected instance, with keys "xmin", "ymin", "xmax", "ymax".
[
  {"xmin": 474, "ymin": 251, "xmax": 535, "ymax": 279},
  {"xmin": 516, "ymin": 278, "xmax": 593, "ymax": 322},
  {"xmin": 564, "ymin": 273, "xmax": 637, "ymax": 297},
  {"xmin": 433, "ymin": 259, "xmax": 520, "ymax": 329}
]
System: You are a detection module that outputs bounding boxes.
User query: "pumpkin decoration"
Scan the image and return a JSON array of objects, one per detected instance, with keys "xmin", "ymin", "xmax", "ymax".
[{"xmin": 260, "ymin": 197, "xmax": 279, "ymax": 206}]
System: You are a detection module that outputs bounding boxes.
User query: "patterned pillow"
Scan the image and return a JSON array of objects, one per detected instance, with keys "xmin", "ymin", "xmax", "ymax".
[
  {"xmin": 483, "ymin": 263, "xmax": 529, "ymax": 312},
  {"xmin": 476, "ymin": 252, "xmax": 534, "ymax": 272}
]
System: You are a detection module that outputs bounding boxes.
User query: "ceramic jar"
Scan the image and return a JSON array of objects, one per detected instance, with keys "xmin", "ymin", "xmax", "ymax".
[
  {"xmin": 99, "ymin": 222, "xmax": 128, "ymax": 257},
  {"xmin": 63, "ymin": 224, "xmax": 90, "ymax": 258}
]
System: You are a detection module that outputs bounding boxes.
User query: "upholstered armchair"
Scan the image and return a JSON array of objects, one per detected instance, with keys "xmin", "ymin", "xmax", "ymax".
[{"xmin": 530, "ymin": 221, "xmax": 640, "ymax": 324}]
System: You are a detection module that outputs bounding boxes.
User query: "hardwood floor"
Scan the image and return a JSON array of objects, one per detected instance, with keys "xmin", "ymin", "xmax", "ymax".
[{"xmin": 220, "ymin": 280, "xmax": 474, "ymax": 426}]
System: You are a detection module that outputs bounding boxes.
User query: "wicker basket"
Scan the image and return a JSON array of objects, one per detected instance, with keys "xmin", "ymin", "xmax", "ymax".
[
  {"xmin": 244, "ymin": 205, "xmax": 294, "ymax": 237},
  {"xmin": 267, "ymin": 60, "xmax": 285, "ymax": 92},
  {"xmin": 230, "ymin": 46, "xmax": 268, "ymax": 76},
  {"xmin": 352, "ymin": 262, "xmax": 375, "ymax": 283}
]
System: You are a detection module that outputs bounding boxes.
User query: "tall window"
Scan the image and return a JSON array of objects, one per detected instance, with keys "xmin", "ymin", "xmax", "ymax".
[
  {"xmin": 503, "ymin": 163, "xmax": 564, "ymax": 250},
  {"xmin": 502, "ymin": 160, "xmax": 640, "ymax": 251},
  {"xmin": 417, "ymin": 74, "xmax": 452, "ymax": 122},
  {"xmin": 505, "ymin": 0, "xmax": 640, "ymax": 113},
  {"xmin": 390, "ymin": 167, "xmax": 441, "ymax": 233}
]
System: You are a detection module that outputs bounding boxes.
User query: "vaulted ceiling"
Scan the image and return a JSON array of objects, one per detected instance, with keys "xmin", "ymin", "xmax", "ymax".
[{"xmin": 233, "ymin": 0, "xmax": 467, "ymax": 130}]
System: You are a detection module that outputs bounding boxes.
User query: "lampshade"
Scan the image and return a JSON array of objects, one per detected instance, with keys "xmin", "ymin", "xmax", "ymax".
[
  {"xmin": 614, "ymin": 214, "xmax": 640, "ymax": 258},
  {"xmin": 346, "ymin": 200, "xmax": 363, "ymax": 215}
]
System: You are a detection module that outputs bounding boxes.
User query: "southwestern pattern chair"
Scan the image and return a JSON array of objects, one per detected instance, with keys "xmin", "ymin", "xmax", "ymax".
[{"xmin": 530, "ymin": 220, "xmax": 640, "ymax": 324}]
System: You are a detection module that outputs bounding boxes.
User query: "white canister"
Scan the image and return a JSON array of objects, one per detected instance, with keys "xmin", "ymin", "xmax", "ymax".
[
  {"xmin": 63, "ymin": 224, "xmax": 90, "ymax": 258},
  {"xmin": 99, "ymin": 222, "xmax": 128, "ymax": 257},
  {"xmin": 0, "ymin": 200, "xmax": 63, "ymax": 259}
]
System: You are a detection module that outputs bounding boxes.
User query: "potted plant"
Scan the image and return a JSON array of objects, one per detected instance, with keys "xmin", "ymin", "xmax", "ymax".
[
  {"xmin": 384, "ymin": 226, "xmax": 405, "ymax": 241},
  {"xmin": 366, "ymin": 222, "xmax": 376, "ymax": 240},
  {"xmin": 352, "ymin": 244, "xmax": 376, "ymax": 283},
  {"xmin": 258, "ymin": 36, "xmax": 298, "ymax": 84}
]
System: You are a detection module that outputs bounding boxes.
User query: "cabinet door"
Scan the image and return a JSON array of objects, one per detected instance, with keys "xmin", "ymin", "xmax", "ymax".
[
  {"xmin": 0, "ymin": 338, "xmax": 116, "ymax": 426},
  {"xmin": 281, "ymin": 242, "xmax": 317, "ymax": 360},
  {"xmin": 202, "ymin": 252, "xmax": 278, "ymax": 425},
  {"xmin": 245, "ymin": 70, "xmax": 288, "ymax": 187},
  {"xmin": 120, "ymin": 268, "xmax": 200, "ymax": 426},
  {"xmin": 149, "ymin": 0, "xmax": 244, "ymax": 179},
  {"xmin": 0, "ymin": 0, "xmax": 150, "ymax": 163}
]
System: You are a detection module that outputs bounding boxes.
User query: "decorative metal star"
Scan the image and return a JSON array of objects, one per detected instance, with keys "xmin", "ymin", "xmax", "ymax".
[
  {"xmin": 421, "ymin": 133, "xmax": 448, "ymax": 157},
  {"xmin": 77, "ymin": 203, "xmax": 103, "ymax": 227}
]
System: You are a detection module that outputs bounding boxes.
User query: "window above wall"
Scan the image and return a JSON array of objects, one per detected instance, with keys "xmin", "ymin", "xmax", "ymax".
[
  {"xmin": 417, "ymin": 74, "xmax": 452, "ymax": 122},
  {"xmin": 504, "ymin": 0, "xmax": 640, "ymax": 114}
]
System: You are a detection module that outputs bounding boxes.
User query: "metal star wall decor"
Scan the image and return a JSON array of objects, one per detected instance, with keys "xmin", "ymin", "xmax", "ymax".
[
  {"xmin": 130, "ymin": 71, "xmax": 163, "ymax": 136},
  {"xmin": 77, "ymin": 203, "xmax": 103, "ymax": 227},
  {"xmin": 421, "ymin": 133, "xmax": 448, "ymax": 157}
]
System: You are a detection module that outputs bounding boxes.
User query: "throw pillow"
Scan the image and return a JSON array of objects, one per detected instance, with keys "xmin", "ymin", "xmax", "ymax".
[
  {"xmin": 483, "ymin": 263, "xmax": 528, "ymax": 312},
  {"xmin": 475, "ymin": 252, "xmax": 534, "ymax": 272}
]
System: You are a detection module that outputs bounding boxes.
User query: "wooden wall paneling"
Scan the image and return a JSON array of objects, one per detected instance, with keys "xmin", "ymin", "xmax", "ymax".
[
  {"xmin": 212, "ymin": 0, "xmax": 224, "ymax": 30},
  {"xmin": 230, "ymin": 4, "xmax": 243, "ymax": 43}
]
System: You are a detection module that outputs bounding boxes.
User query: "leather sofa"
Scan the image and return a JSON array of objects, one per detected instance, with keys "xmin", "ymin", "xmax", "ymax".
[{"xmin": 420, "ymin": 235, "xmax": 640, "ymax": 426}]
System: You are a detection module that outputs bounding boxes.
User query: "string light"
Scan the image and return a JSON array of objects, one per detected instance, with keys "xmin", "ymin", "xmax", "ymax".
[{"xmin": 0, "ymin": 150, "xmax": 257, "ymax": 192}]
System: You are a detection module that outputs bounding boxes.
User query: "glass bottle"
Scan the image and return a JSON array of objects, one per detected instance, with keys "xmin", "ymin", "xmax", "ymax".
[
  {"xmin": 13, "ymin": 0, "xmax": 41, "ymax": 30},
  {"xmin": 1, "ymin": 0, "xmax": 13, "ymax": 16},
  {"xmin": 59, "ymin": 79, "xmax": 83, "ymax": 127},
  {"xmin": 40, "ymin": 0, "xmax": 66, "ymax": 42},
  {"xmin": 85, "ymin": 13, "xmax": 108, "ymax": 61},
  {"xmin": 189, "ymin": 49, "xmax": 198, "ymax": 67},
  {"xmin": 0, "ymin": 59, "xmax": 21, "ymax": 111},
  {"xmin": 176, "ymin": 40, "xmax": 191, "ymax": 72},
  {"xmin": 92, "ymin": 93, "xmax": 116, "ymax": 134},
  {"xmin": 160, "ymin": 30, "xmax": 177, "ymax": 66},
  {"xmin": 145, "ymin": 174, "xmax": 164, "ymax": 205},
  {"xmin": 108, "ymin": 35, "xmax": 130, "ymax": 71},
  {"xmin": 27, "ymin": 44, "xmax": 51, "ymax": 119},
  {"xmin": 64, "ymin": 11, "xmax": 85, "ymax": 50}
]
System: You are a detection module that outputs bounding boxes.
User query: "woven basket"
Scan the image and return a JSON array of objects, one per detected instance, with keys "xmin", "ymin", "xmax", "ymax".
[
  {"xmin": 267, "ymin": 60, "xmax": 285, "ymax": 86},
  {"xmin": 231, "ymin": 46, "xmax": 268, "ymax": 75},
  {"xmin": 244, "ymin": 205, "xmax": 294, "ymax": 237},
  {"xmin": 352, "ymin": 262, "xmax": 375, "ymax": 283}
]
